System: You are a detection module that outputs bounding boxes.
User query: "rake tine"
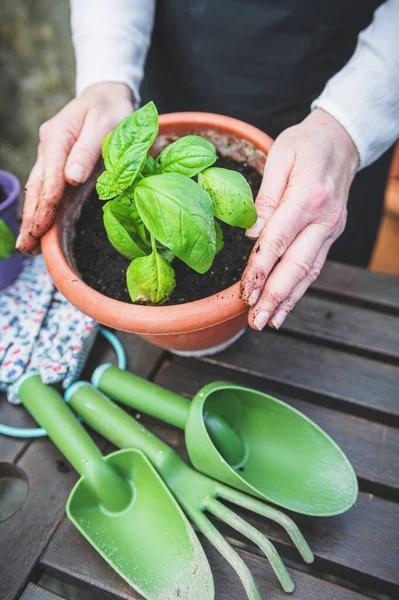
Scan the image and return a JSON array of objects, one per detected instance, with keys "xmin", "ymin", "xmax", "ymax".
[
  {"xmin": 217, "ymin": 485, "xmax": 314, "ymax": 564},
  {"xmin": 207, "ymin": 498, "xmax": 294, "ymax": 593},
  {"xmin": 189, "ymin": 508, "xmax": 262, "ymax": 600}
]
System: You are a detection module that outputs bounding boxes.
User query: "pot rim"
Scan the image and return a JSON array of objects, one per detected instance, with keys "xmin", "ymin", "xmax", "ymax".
[
  {"xmin": 42, "ymin": 111, "xmax": 273, "ymax": 335},
  {"xmin": 0, "ymin": 170, "xmax": 20, "ymax": 213}
]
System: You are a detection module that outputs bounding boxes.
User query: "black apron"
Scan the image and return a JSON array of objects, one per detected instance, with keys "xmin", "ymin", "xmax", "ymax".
[{"xmin": 142, "ymin": 0, "xmax": 391, "ymax": 267}]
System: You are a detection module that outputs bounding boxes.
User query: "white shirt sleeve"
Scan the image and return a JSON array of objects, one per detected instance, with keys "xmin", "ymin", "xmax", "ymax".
[
  {"xmin": 70, "ymin": 0, "xmax": 155, "ymax": 104},
  {"xmin": 312, "ymin": 0, "xmax": 399, "ymax": 170}
]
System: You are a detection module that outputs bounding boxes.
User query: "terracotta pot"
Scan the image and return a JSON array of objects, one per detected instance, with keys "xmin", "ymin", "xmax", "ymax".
[{"xmin": 42, "ymin": 112, "xmax": 273, "ymax": 354}]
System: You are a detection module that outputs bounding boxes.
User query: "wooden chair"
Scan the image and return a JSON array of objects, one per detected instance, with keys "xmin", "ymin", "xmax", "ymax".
[{"xmin": 370, "ymin": 142, "xmax": 399, "ymax": 275}]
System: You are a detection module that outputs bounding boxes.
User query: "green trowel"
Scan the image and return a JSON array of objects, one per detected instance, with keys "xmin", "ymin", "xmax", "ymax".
[
  {"xmin": 65, "ymin": 381, "xmax": 314, "ymax": 600},
  {"xmin": 17, "ymin": 372, "xmax": 214, "ymax": 600},
  {"xmin": 92, "ymin": 364, "xmax": 358, "ymax": 517}
]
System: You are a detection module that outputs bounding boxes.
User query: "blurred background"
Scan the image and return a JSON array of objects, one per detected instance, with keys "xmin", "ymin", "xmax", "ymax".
[
  {"xmin": 0, "ymin": 0, "xmax": 398, "ymax": 274},
  {"xmin": 0, "ymin": 1, "xmax": 74, "ymax": 186}
]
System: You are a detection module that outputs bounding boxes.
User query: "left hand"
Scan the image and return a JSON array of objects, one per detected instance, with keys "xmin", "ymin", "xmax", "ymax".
[
  {"xmin": 16, "ymin": 82, "xmax": 134, "ymax": 254},
  {"xmin": 240, "ymin": 108, "xmax": 359, "ymax": 330}
]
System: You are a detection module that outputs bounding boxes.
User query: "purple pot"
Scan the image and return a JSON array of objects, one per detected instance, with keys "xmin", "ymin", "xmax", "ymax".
[{"xmin": 0, "ymin": 170, "xmax": 23, "ymax": 291}]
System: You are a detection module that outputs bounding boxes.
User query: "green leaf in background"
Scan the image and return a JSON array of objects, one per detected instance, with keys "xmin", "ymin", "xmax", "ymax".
[
  {"xmin": 0, "ymin": 219, "xmax": 16, "ymax": 259},
  {"xmin": 134, "ymin": 173, "xmax": 216, "ymax": 274},
  {"xmin": 157, "ymin": 245, "xmax": 175, "ymax": 263},
  {"xmin": 198, "ymin": 167, "xmax": 257, "ymax": 229},
  {"xmin": 96, "ymin": 170, "xmax": 118, "ymax": 200},
  {"xmin": 214, "ymin": 220, "xmax": 224, "ymax": 253},
  {"xmin": 156, "ymin": 135, "xmax": 217, "ymax": 177},
  {"xmin": 103, "ymin": 199, "xmax": 149, "ymax": 260},
  {"xmin": 141, "ymin": 155, "xmax": 157, "ymax": 176},
  {"xmin": 127, "ymin": 248, "xmax": 176, "ymax": 304},
  {"xmin": 103, "ymin": 101, "xmax": 159, "ymax": 194}
]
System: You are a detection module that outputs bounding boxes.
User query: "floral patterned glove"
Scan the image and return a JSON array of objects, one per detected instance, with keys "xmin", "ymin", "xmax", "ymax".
[{"xmin": 0, "ymin": 256, "xmax": 98, "ymax": 403}]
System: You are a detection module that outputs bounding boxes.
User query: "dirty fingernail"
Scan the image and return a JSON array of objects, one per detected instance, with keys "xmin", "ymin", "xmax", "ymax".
[
  {"xmin": 15, "ymin": 234, "xmax": 22, "ymax": 248},
  {"xmin": 248, "ymin": 288, "xmax": 261, "ymax": 307},
  {"xmin": 28, "ymin": 221, "xmax": 40, "ymax": 235},
  {"xmin": 246, "ymin": 217, "xmax": 265, "ymax": 239},
  {"xmin": 66, "ymin": 164, "xmax": 86, "ymax": 183},
  {"xmin": 271, "ymin": 310, "xmax": 287, "ymax": 330},
  {"xmin": 254, "ymin": 311, "xmax": 270, "ymax": 331}
]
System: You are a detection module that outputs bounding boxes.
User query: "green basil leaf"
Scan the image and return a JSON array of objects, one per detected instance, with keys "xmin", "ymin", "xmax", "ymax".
[
  {"xmin": 134, "ymin": 173, "xmax": 216, "ymax": 274},
  {"xmin": 103, "ymin": 199, "xmax": 149, "ymax": 260},
  {"xmin": 0, "ymin": 219, "xmax": 16, "ymax": 259},
  {"xmin": 96, "ymin": 170, "xmax": 118, "ymax": 200},
  {"xmin": 198, "ymin": 167, "xmax": 257, "ymax": 228},
  {"xmin": 156, "ymin": 135, "xmax": 217, "ymax": 177},
  {"xmin": 117, "ymin": 181, "xmax": 149, "ymax": 244},
  {"xmin": 141, "ymin": 155, "xmax": 156, "ymax": 176},
  {"xmin": 131, "ymin": 204, "xmax": 149, "ymax": 244},
  {"xmin": 214, "ymin": 220, "xmax": 224, "ymax": 253},
  {"xmin": 117, "ymin": 173, "xmax": 146, "ymax": 204},
  {"xmin": 103, "ymin": 101, "xmax": 159, "ymax": 194},
  {"xmin": 127, "ymin": 250, "xmax": 176, "ymax": 305},
  {"xmin": 157, "ymin": 244, "xmax": 174, "ymax": 263}
]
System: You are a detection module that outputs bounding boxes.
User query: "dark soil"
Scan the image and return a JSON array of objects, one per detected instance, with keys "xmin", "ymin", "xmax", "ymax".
[
  {"xmin": 0, "ymin": 184, "xmax": 7, "ymax": 206},
  {"xmin": 74, "ymin": 156, "xmax": 262, "ymax": 305}
]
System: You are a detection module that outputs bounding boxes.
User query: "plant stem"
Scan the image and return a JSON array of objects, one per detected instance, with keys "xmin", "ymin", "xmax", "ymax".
[{"xmin": 150, "ymin": 233, "xmax": 157, "ymax": 254}]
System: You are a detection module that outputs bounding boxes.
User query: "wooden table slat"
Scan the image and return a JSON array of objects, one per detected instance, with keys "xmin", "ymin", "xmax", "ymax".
[
  {"xmin": 0, "ymin": 399, "xmax": 38, "ymax": 463},
  {"xmin": 40, "ymin": 518, "xmax": 375, "ymax": 600},
  {"xmin": 313, "ymin": 262, "xmax": 399, "ymax": 313},
  {"xmin": 230, "ymin": 492, "xmax": 399, "ymax": 593},
  {"xmin": 199, "ymin": 328, "xmax": 399, "ymax": 421},
  {"xmin": 19, "ymin": 583, "xmax": 65, "ymax": 600},
  {"xmin": 281, "ymin": 294, "xmax": 399, "ymax": 360},
  {"xmin": 0, "ymin": 438, "xmax": 78, "ymax": 600},
  {"xmin": 82, "ymin": 331, "xmax": 164, "ymax": 381}
]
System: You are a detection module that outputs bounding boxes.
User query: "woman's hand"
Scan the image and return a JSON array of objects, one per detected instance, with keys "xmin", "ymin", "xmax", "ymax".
[
  {"xmin": 16, "ymin": 82, "xmax": 135, "ymax": 253},
  {"xmin": 240, "ymin": 108, "xmax": 359, "ymax": 330}
]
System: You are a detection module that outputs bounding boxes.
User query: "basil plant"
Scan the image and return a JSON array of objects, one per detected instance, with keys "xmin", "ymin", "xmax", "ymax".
[{"xmin": 96, "ymin": 101, "xmax": 257, "ymax": 304}]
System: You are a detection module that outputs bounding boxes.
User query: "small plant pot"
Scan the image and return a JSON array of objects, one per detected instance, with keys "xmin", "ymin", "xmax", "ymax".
[
  {"xmin": 0, "ymin": 170, "xmax": 23, "ymax": 291},
  {"xmin": 41, "ymin": 113, "xmax": 273, "ymax": 354}
]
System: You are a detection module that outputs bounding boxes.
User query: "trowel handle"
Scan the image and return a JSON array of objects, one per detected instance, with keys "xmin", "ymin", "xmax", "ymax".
[
  {"xmin": 18, "ymin": 374, "xmax": 131, "ymax": 512},
  {"xmin": 67, "ymin": 382, "xmax": 175, "ymax": 470},
  {"xmin": 92, "ymin": 364, "xmax": 190, "ymax": 429}
]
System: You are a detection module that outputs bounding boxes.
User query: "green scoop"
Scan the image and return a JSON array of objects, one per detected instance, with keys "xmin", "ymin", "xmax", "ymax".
[{"xmin": 92, "ymin": 364, "xmax": 358, "ymax": 517}]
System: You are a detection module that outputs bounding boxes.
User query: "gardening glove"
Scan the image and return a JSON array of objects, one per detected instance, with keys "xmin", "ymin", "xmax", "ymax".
[{"xmin": 0, "ymin": 255, "xmax": 98, "ymax": 404}]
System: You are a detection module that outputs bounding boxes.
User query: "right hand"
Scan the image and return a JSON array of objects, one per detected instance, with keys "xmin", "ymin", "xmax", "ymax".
[{"xmin": 17, "ymin": 82, "xmax": 135, "ymax": 253}]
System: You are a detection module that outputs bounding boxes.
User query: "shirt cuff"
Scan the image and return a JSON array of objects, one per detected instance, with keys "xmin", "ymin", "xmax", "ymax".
[
  {"xmin": 312, "ymin": 0, "xmax": 399, "ymax": 170},
  {"xmin": 70, "ymin": 0, "xmax": 155, "ymax": 103}
]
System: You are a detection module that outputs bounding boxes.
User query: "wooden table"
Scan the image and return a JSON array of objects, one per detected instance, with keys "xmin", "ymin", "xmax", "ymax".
[{"xmin": 1, "ymin": 261, "xmax": 399, "ymax": 600}]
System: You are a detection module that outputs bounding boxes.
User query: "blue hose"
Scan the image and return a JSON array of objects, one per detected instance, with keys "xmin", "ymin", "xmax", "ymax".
[
  {"xmin": 99, "ymin": 327, "xmax": 127, "ymax": 370},
  {"xmin": 0, "ymin": 327, "xmax": 127, "ymax": 438}
]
